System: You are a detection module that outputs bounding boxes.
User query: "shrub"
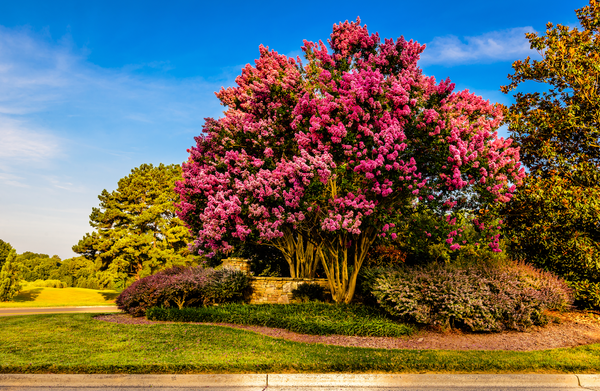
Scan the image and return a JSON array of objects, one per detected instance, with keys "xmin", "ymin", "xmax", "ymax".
[
  {"xmin": 291, "ymin": 283, "xmax": 326, "ymax": 302},
  {"xmin": 567, "ymin": 280, "xmax": 600, "ymax": 309},
  {"xmin": 28, "ymin": 279, "xmax": 67, "ymax": 289},
  {"xmin": 146, "ymin": 302, "xmax": 414, "ymax": 337},
  {"xmin": 365, "ymin": 260, "xmax": 572, "ymax": 332},
  {"xmin": 116, "ymin": 266, "xmax": 249, "ymax": 316}
]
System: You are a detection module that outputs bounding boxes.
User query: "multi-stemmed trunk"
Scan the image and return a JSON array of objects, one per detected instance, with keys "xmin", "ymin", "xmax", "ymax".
[
  {"xmin": 316, "ymin": 228, "xmax": 377, "ymax": 304},
  {"xmin": 270, "ymin": 227, "xmax": 320, "ymax": 279}
]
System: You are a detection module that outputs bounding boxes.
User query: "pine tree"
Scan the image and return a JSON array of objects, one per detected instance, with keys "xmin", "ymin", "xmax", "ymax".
[{"xmin": 73, "ymin": 163, "xmax": 198, "ymax": 289}]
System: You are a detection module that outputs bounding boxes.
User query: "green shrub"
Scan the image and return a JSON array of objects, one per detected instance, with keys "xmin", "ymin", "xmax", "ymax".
[
  {"xmin": 28, "ymin": 279, "xmax": 67, "ymax": 289},
  {"xmin": 291, "ymin": 283, "xmax": 326, "ymax": 302},
  {"xmin": 365, "ymin": 260, "xmax": 573, "ymax": 332},
  {"xmin": 146, "ymin": 302, "xmax": 414, "ymax": 337},
  {"xmin": 568, "ymin": 280, "xmax": 600, "ymax": 309}
]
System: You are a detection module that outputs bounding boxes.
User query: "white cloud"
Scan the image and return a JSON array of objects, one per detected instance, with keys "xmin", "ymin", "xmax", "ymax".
[
  {"xmin": 0, "ymin": 118, "xmax": 60, "ymax": 161},
  {"xmin": 421, "ymin": 27, "xmax": 539, "ymax": 66}
]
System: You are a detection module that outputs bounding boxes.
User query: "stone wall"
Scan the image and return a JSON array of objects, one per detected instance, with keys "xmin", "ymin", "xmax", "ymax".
[
  {"xmin": 247, "ymin": 277, "xmax": 330, "ymax": 304},
  {"xmin": 222, "ymin": 257, "xmax": 251, "ymax": 275},
  {"xmin": 222, "ymin": 257, "xmax": 330, "ymax": 304}
]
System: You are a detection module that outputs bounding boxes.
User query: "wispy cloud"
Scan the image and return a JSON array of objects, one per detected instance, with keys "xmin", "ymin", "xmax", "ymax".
[
  {"xmin": 0, "ymin": 117, "xmax": 60, "ymax": 161},
  {"xmin": 420, "ymin": 27, "xmax": 539, "ymax": 66}
]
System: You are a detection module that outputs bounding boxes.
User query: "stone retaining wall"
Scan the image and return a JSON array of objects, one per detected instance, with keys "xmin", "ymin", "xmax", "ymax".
[
  {"xmin": 222, "ymin": 257, "xmax": 330, "ymax": 304},
  {"xmin": 247, "ymin": 277, "xmax": 330, "ymax": 304}
]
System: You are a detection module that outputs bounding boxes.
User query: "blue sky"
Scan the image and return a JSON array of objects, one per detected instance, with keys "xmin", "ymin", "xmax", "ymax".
[{"xmin": 0, "ymin": 0, "xmax": 583, "ymax": 259}]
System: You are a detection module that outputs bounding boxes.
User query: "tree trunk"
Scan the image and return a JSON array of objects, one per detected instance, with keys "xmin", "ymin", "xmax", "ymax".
[
  {"xmin": 270, "ymin": 228, "xmax": 321, "ymax": 279},
  {"xmin": 317, "ymin": 229, "xmax": 376, "ymax": 304}
]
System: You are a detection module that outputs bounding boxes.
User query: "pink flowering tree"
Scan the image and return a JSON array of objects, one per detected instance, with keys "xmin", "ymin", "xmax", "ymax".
[{"xmin": 176, "ymin": 18, "xmax": 525, "ymax": 303}]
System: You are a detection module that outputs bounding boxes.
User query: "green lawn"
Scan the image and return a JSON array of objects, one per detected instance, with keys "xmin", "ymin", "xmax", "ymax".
[
  {"xmin": 1, "ymin": 313, "xmax": 599, "ymax": 374},
  {"xmin": 0, "ymin": 287, "xmax": 119, "ymax": 308}
]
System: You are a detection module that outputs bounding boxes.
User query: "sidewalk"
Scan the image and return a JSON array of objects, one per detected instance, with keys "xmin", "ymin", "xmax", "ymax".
[{"xmin": 1, "ymin": 374, "xmax": 599, "ymax": 390}]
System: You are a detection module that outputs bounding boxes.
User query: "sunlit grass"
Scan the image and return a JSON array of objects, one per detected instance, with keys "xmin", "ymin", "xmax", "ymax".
[
  {"xmin": 0, "ymin": 287, "xmax": 119, "ymax": 308},
  {"xmin": 0, "ymin": 313, "xmax": 599, "ymax": 374}
]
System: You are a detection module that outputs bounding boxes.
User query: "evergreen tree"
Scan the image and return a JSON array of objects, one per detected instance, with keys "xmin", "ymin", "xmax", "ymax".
[
  {"xmin": 73, "ymin": 163, "xmax": 198, "ymax": 289},
  {"xmin": 0, "ymin": 249, "xmax": 21, "ymax": 302},
  {"xmin": 0, "ymin": 239, "xmax": 13, "ymax": 271}
]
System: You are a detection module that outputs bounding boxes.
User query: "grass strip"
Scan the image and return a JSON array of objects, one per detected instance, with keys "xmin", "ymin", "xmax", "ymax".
[
  {"xmin": 0, "ymin": 287, "xmax": 119, "ymax": 308},
  {"xmin": 1, "ymin": 313, "xmax": 600, "ymax": 374},
  {"xmin": 146, "ymin": 302, "xmax": 415, "ymax": 337}
]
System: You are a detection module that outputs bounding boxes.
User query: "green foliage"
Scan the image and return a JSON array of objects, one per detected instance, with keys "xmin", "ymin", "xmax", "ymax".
[
  {"xmin": 73, "ymin": 163, "xmax": 200, "ymax": 289},
  {"xmin": 502, "ymin": 1, "xmax": 600, "ymax": 309},
  {"xmin": 146, "ymin": 302, "xmax": 414, "ymax": 337},
  {"xmin": 26, "ymin": 280, "xmax": 67, "ymax": 289},
  {"xmin": 291, "ymin": 283, "xmax": 326, "ymax": 302},
  {"xmin": 228, "ymin": 242, "xmax": 291, "ymax": 277},
  {"xmin": 0, "ymin": 250, "xmax": 21, "ymax": 302},
  {"xmin": 0, "ymin": 239, "xmax": 13, "ymax": 271},
  {"xmin": 365, "ymin": 261, "xmax": 573, "ymax": 332},
  {"xmin": 567, "ymin": 280, "xmax": 600, "ymax": 309},
  {"xmin": 377, "ymin": 211, "xmax": 508, "ymax": 267},
  {"xmin": 48, "ymin": 257, "xmax": 107, "ymax": 289},
  {"xmin": 16, "ymin": 252, "xmax": 61, "ymax": 282}
]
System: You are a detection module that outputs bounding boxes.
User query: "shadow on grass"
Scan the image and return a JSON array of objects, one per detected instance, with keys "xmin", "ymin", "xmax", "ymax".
[
  {"xmin": 12, "ymin": 288, "xmax": 43, "ymax": 302},
  {"xmin": 99, "ymin": 291, "xmax": 119, "ymax": 301}
]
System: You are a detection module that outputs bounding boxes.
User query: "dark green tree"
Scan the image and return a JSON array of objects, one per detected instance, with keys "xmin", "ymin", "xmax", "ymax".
[
  {"xmin": 0, "ymin": 249, "xmax": 21, "ymax": 302},
  {"xmin": 49, "ymin": 257, "xmax": 97, "ymax": 288},
  {"xmin": 73, "ymin": 163, "xmax": 198, "ymax": 289},
  {"xmin": 501, "ymin": 0, "xmax": 600, "ymax": 308},
  {"xmin": 16, "ymin": 252, "xmax": 61, "ymax": 282},
  {"xmin": 0, "ymin": 239, "xmax": 13, "ymax": 271}
]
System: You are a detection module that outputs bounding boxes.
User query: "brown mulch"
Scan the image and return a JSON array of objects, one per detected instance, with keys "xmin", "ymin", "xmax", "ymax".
[{"xmin": 95, "ymin": 311, "xmax": 600, "ymax": 352}]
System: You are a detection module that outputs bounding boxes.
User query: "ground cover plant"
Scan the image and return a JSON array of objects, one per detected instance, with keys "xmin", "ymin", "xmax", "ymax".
[
  {"xmin": 0, "ymin": 287, "xmax": 118, "ymax": 308},
  {"xmin": 1, "ymin": 313, "xmax": 600, "ymax": 374},
  {"xmin": 116, "ymin": 266, "xmax": 249, "ymax": 316},
  {"xmin": 176, "ymin": 18, "xmax": 525, "ymax": 303},
  {"xmin": 146, "ymin": 302, "xmax": 414, "ymax": 337},
  {"xmin": 363, "ymin": 260, "xmax": 573, "ymax": 332}
]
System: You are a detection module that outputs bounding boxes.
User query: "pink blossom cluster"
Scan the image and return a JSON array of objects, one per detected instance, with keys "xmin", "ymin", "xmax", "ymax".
[{"xmin": 176, "ymin": 18, "xmax": 525, "ymax": 256}]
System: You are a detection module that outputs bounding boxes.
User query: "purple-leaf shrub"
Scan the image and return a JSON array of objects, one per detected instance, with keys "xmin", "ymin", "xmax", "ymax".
[
  {"xmin": 369, "ymin": 261, "xmax": 573, "ymax": 331},
  {"xmin": 116, "ymin": 266, "xmax": 249, "ymax": 317},
  {"xmin": 176, "ymin": 18, "xmax": 525, "ymax": 303}
]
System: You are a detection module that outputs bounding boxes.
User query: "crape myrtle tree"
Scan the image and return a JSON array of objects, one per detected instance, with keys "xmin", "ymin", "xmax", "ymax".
[
  {"xmin": 177, "ymin": 19, "xmax": 525, "ymax": 303},
  {"xmin": 501, "ymin": 1, "xmax": 600, "ymax": 308},
  {"xmin": 74, "ymin": 163, "xmax": 198, "ymax": 289}
]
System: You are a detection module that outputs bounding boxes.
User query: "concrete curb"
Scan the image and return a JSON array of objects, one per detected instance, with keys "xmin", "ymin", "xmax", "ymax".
[
  {"xmin": 0, "ymin": 374, "xmax": 593, "ymax": 388},
  {"xmin": 579, "ymin": 374, "xmax": 600, "ymax": 388},
  {"xmin": 0, "ymin": 374, "xmax": 265, "ymax": 387},
  {"xmin": 267, "ymin": 374, "xmax": 582, "ymax": 388}
]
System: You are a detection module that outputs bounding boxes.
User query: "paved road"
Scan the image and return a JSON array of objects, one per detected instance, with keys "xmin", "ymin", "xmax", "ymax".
[
  {"xmin": 1, "ymin": 374, "xmax": 599, "ymax": 391},
  {"xmin": 0, "ymin": 306, "xmax": 119, "ymax": 316}
]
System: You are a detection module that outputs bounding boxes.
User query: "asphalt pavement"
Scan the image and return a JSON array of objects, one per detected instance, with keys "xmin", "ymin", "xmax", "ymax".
[{"xmin": 1, "ymin": 374, "xmax": 600, "ymax": 390}]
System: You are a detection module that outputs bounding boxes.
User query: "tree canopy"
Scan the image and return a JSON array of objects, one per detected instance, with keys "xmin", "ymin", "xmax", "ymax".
[
  {"xmin": 0, "ymin": 239, "xmax": 13, "ymax": 271},
  {"xmin": 0, "ymin": 249, "xmax": 21, "ymax": 302},
  {"xmin": 177, "ymin": 19, "xmax": 525, "ymax": 303},
  {"xmin": 502, "ymin": 0, "xmax": 600, "ymax": 308},
  {"xmin": 73, "ymin": 163, "xmax": 198, "ymax": 289}
]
